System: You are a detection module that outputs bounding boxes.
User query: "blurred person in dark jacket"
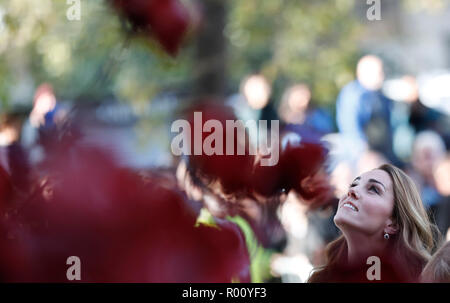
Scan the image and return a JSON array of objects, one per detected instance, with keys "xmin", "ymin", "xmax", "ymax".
[
  {"xmin": 278, "ymin": 84, "xmax": 334, "ymax": 135},
  {"xmin": 0, "ymin": 111, "xmax": 30, "ymax": 194},
  {"xmin": 406, "ymin": 131, "xmax": 448, "ymax": 241},
  {"xmin": 432, "ymin": 155, "xmax": 450, "ymax": 238},
  {"xmin": 336, "ymin": 55, "xmax": 400, "ymax": 167}
]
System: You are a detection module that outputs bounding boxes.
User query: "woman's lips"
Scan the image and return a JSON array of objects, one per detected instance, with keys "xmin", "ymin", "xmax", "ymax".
[{"xmin": 341, "ymin": 201, "xmax": 359, "ymax": 212}]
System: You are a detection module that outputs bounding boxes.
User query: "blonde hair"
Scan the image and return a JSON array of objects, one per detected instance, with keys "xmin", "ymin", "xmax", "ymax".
[
  {"xmin": 308, "ymin": 164, "xmax": 439, "ymax": 282},
  {"xmin": 421, "ymin": 241, "xmax": 450, "ymax": 283}
]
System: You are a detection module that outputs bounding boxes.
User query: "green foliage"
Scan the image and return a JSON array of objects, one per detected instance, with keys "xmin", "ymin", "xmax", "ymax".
[
  {"xmin": 226, "ymin": 0, "xmax": 362, "ymax": 108},
  {"xmin": 0, "ymin": 0, "xmax": 365, "ymax": 110},
  {"xmin": 0, "ymin": 0, "xmax": 193, "ymax": 108}
]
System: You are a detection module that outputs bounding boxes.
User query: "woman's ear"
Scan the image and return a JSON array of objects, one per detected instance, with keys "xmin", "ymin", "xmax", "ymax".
[{"xmin": 384, "ymin": 218, "xmax": 399, "ymax": 235}]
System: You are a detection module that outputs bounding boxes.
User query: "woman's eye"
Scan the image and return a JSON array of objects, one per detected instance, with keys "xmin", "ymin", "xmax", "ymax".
[
  {"xmin": 369, "ymin": 185, "xmax": 379, "ymax": 194},
  {"xmin": 350, "ymin": 183, "xmax": 357, "ymax": 188}
]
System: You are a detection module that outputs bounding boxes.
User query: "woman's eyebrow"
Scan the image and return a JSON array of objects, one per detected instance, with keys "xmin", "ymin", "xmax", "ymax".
[
  {"xmin": 368, "ymin": 178, "xmax": 386, "ymax": 191},
  {"xmin": 352, "ymin": 176, "xmax": 361, "ymax": 183}
]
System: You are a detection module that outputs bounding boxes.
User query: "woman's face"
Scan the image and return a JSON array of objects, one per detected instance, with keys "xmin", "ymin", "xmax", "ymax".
[{"xmin": 334, "ymin": 169, "xmax": 395, "ymax": 237}]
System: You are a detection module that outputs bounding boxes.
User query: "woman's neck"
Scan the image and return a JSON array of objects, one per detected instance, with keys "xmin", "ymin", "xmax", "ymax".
[{"xmin": 344, "ymin": 231, "xmax": 387, "ymax": 267}]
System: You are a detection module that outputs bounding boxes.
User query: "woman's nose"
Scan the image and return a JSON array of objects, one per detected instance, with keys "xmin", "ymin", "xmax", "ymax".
[{"xmin": 348, "ymin": 187, "xmax": 360, "ymax": 199}]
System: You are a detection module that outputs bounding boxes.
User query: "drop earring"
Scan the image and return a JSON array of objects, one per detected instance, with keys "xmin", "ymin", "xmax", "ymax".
[{"xmin": 384, "ymin": 233, "xmax": 390, "ymax": 240}]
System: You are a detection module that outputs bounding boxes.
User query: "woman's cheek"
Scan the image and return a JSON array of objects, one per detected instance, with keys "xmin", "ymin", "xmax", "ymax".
[
  {"xmin": 360, "ymin": 199, "xmax": 382, "ymax": 221},
  {"xmin": 364, "ymin": 198, "xmax": 392, "ymax": 225}
]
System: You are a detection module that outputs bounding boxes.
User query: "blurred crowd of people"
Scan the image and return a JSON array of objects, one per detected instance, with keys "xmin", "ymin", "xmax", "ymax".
[{"xmin": 0, "ymin": 54, "xmax": 449, "ymax": 283}]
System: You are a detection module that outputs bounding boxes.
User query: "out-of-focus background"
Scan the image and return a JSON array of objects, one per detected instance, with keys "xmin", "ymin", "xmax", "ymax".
[{"xmin": 0, "ymin": 0, "xmax": 449, "ymax": 282}]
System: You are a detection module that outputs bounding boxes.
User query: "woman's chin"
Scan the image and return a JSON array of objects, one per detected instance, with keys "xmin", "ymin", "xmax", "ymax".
[{"xmin": 334, "ymin": 213, "xmax": 358, "ymax": 231}]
